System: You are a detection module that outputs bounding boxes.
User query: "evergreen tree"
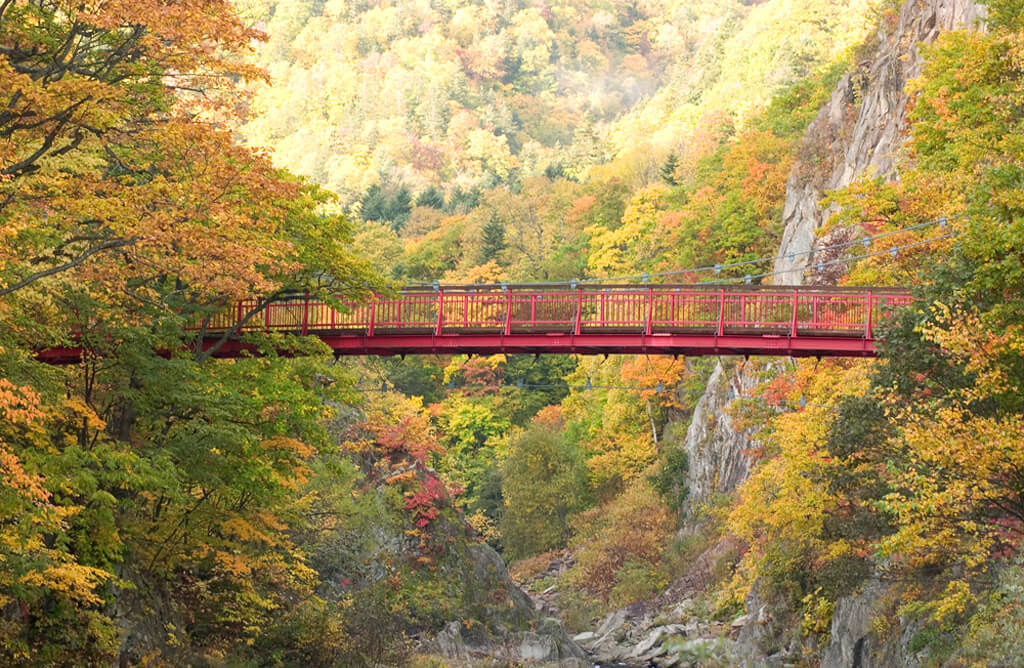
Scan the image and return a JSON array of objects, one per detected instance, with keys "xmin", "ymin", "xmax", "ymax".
[
  {"xmin": 415, "ymin": 186, "xmax": 446, "ymax": 209},
  {"xmin": 390, "ymin": 186, "xmax": 412, "ymax": 232},
  {"xmin": 360, "ymin": 184, "xmax": 389, "ymax": 222},
  {"xmin": 360, "ymin": 184, "xmax": 412, "ymax": 232},
  {"xmin": 478, "ymin": 215, "xmax": 507, "ymax": 264},
  {"xmin": 543, "ymin": 162, "xmax": 566, "ymax": 180},
  {"xmin": 444, "ymin": 186, "xmax": 482, "ymax": 214},
  {"xmin": 660, "ymin": 152, "xmax": 679, "ymax": 185}
]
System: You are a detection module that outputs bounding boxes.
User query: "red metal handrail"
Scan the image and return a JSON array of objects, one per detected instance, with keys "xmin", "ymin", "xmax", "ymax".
[
  {"xmin": 189, "ymin": 285, "xmax": 912, "ymax": 339},
  {"xmin": 36, "ymin": 285, "xmax": 914, "ymax": 364}
]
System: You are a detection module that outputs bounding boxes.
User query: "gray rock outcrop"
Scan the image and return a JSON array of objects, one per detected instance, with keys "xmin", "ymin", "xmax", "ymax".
[
  {"xmin": 681, "ymin": 359, "xmax": 762, "ymax": 507},
  {"xmin": 434, "ymin": 614, "xmax": 587, "ymax": 666},
  {"xmin": 820, "ymin": 579, "xmax": 940, "ymax": 668},
  {"xmin": 773, "ymin": 0, "xmax": 986, "ymax": 285},
  {"xmin": 674, "ymin": 1, "xmax": 987, "ymax": 665}
]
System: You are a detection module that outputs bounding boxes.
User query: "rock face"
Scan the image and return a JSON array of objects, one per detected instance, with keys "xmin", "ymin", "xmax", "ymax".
[
  {"xmin": 821, "ymin": 582, "xmax": 885, "ymax": 668},
  {"xmin": 679, "ymin": 0, "xmax": 987, "ymax": 515},
  {"xmin": 762, "ymin": 0, "xmax": 987, "ymax": 664},
  {"xmin": 434, "ymin": 614, "xmax": 587, "ymax": 667},
  {"xmin": 732, "ymin": 578, "xmax": 803, "ymax": 667},
  {"xmin": 820, "ymin": 580, "xmax": 937, "ymax": 668},
  {"xmin": 773, "ymin": 0, "xmax": 987, "ymax": 285},
  {"xmin": 681, "ymin": 359, "xmax": 762, "ymax": 506},
  {"xmin": 672, "ymin": 1, "xmax": 987, "ymax": 664},
  {"xmin": 430, "ymin": 544, "xmax": 587, "ymax": 666}
]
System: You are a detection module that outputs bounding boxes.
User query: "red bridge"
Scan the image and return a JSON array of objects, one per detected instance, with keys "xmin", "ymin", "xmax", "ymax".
[{"xmin": 38, "ymin": 284, "xmax": 912, "ymax": 363}]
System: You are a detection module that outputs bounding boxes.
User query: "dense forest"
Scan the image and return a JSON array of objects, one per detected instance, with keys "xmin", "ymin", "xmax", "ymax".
[{"xmin": 1, "ymin": 0, "xmax": 1023, "ymax": 666}]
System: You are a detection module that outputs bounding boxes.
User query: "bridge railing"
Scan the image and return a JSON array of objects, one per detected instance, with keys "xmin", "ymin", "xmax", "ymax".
[{"xmin": 191, "ymin": 285, "xmax": 913, "ymax": 340}]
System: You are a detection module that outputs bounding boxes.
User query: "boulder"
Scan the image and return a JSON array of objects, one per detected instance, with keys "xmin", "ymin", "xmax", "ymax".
[
  {"xmin": 572, "ymin": 631, "xmax": 599, "ymax": 645},
  {"xmin": 632, "ymin": 626, "xmax": 670, "ymax": 657},
  {"xmin": 596, "ymin": 608, "xmax": 629, "ymax": 637},
  {"xmin": 519, "ymin": 631, "xmax": 558, "ymax": 662},
  {"xmin": 435, "ymin": 621, "xmax": 469, "ymax": 661}
]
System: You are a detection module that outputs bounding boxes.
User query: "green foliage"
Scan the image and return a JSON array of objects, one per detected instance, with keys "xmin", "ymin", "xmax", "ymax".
[
  {"xmin": 752, "ymin": 59, "xmax": 850, "ymax": 137},
  {"xmin": 502, "ymin": 354, "xmax": 576, "ymax": 423},
  {"xmin": 478, "ymin": 215, "xmax": 507, "ymax": 264},
  {"xmin": 361, "ymin": 183, "xmax": 413, "ymax": 232},
  {"xmin": 956, "ymin": 557, "xmax": 1024, "ymax": 663},
  {"xmin": 985, "ymin": 0, "xmax": 1024, "ymax": 30},
  {"xmin": 501, "ymin": 425, "xmax": 589, "ymax": 561},
  {"xmin": 437, "ymin": 396, "xmax": 510, "ymax": 515},
  {"xmin": 660, "ymin": 152, "xmax": 680, "ymax": 185},
  {"xmin": 381, "ymin": 357, "xmax": 446, "ymax": 405},
  {"xmin": 416, "ymin": 186, "xmax": 446, "ymax": 210},
  {"xmin": 649, "ymin": 446, "xmax": 690, "ymax": 514}
]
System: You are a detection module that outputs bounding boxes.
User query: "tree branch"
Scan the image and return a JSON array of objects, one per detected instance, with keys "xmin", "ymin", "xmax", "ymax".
[
  {"xmin": 0, "ymin": 237, "xmax": 136, "ymax": 297},
  {"xmin": 193, "ymin": 290, "xmax": 287, "ymax": 363}
]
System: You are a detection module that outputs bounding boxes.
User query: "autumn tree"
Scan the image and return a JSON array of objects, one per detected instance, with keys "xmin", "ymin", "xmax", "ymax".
[
  {"xmin": 501, "ymin": 419, "xmax": 589, "ymax": 560},
  {"xmin": 0, "ymin": 0, "xmax": 382, "ymax": 663}
]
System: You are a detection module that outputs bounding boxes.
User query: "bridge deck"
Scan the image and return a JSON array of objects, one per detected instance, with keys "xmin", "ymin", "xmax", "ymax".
[{"xmin": 36, "ymin": 285, "xmax": 913, "ymax": 362}]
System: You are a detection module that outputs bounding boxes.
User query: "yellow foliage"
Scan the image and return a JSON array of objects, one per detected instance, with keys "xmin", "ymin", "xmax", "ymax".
[
  {"xmin": 877, "ymin": 407, "xmax": 1024, "ymax": 573},
  {"xmin": 260, "ymin": 436, "xmax": 316, "ymax": 458},
  {"xmin": 930, "ymin": 580, "xmax": 975, "ymax": 623},
  {"xmin": 568, "ymin": 478, "xmax": 673, "ymax": 605},
  {"xmin": 215, "ymin": 551, "xmax": 253, "ymax": 577},
  {"xmin": 724, "ymin": 360, "xmax": 871, "ymax": 604},
  {"xmin": 19, "ymin": 562, "xmax": 110, "ymax": 606},
  {"xmin": 586, "ymin": 184, "xmax": 670, "ymax": 275}
]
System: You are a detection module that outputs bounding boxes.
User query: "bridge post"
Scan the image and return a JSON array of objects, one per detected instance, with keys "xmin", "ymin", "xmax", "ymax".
[
  {"xmin": 790, "ymin": 289, "xmax": 799, "ymax": 338},
  {"xmin": 302, "ymin": 291, "xmax": 309, "ymax": 336},
  {"xmin": 645, "ymin": 286, "xmax": 653, "ymax": 336},
  {"xmin": 574, "ymin": 286, "xmax": 583, "ymax": 336},
  {"xmin": 368, "ymin": 297, "xmax": 376, "ymax": 337},
  {"xmin": 504, "ymin": 291, "xmax": 512, "ymax": 336},
  {"xmin": 435, "ymin": 290, "xmax": 444, "ymax": 336},
  {"xmin": 716, "ymin": 289, "xmax": 725, "ymax": 337},
  {"xmin": 865, "ymin": 290, "xmax": 874, "ymax": 340}
]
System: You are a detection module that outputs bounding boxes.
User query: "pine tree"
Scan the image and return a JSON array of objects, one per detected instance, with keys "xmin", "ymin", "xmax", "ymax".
[
  {"xmin": 390, "ymin": 186, "xmax": 412, "ymax": 232},
  {"xmin": 360, "ymin": 184, "xmax": 388, "ymax": 221},
  {"xmin": 415, "ymin": 186, "xmax": 445, "ymax": 209},
  {"xmin": 660, "ymin": 152, "xmax": 679, "ymax": 185},
  {"xmin": 478, "ymin": 215, "xmax": 507, "ymax": 264}
]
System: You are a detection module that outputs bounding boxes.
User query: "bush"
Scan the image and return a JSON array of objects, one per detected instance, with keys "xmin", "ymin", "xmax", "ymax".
[
  {"xmin": 568, "ymin": 478, "xmax": 674, "ymax": 606},
  {"xmin": 501, "ymin": 426, "xmax": 588, "ymax": 561}
]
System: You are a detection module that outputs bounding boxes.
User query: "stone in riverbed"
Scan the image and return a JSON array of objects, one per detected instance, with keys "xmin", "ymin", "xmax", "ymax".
[
  {"xmin": 519, "ymin": 631, "xmax": 558, "ymax": 661},
  {"xmin": 435, "ymin": 621, "xmax": 469, "ymax": 660},
  {"xmin": 596, "ymin": 608, "xmax": 629, "ymax": 638},
  {"xmin": 631, "ymin": 626, "xmax": 670, "ymax": 658},
  {"xmin": 572, "ymin": 631, "xmax": 599, "ymax": 645}
]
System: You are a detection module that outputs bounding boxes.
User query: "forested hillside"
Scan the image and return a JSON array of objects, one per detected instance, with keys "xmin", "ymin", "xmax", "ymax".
[{"xmin": 2, "ymin": 0, "xmax": 1024, "ymax": 666}]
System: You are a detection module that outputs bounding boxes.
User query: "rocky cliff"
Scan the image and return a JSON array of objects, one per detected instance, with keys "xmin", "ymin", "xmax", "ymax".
[
  {"xmin": 678, "ymin": 1, "xmax": 987, "ymax": 665},
  {"xmin": 773, "ymin": 0, "xmax": 987, "ymax": 285},
  {"xmin": 679, "ymin": 359, "xmax": 762, "ymax": 507},
  {"xmin": 677, "ymin": 0, "xmax": 985, "ymax": 514}
]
